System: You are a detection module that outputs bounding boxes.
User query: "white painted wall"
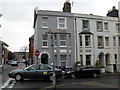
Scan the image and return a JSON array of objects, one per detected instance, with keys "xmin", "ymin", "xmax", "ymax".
[{"xmin": 75, "ymin": 14, "xmax": 119, "ymax": 72}]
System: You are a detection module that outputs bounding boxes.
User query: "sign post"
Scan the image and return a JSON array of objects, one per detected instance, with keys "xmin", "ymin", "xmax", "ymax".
[{"xmin": 35, "ymin": 50, "xmax": 40, "ymax": 64}]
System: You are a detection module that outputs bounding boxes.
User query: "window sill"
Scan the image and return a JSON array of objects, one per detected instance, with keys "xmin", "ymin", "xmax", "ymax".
[
  {"xmin": 97, "ymin": 29, "xmax": 103, "ymax": 32},
  {"xmin": 57, "ymin": 27, "xmax": 67, "ymax": 30},
  {"xmin": 42, "ymin": 46, "xmax": 49, "ymax": 49},
  {"xmin": 41, "ymin": 27, "xmax": 48, "ymax": 29},
  {"xmin": 60, "ymin": 46, "xmax": 67, "ymax": 48},
  {"xmin": 104, "ymin": 30, "xmax": 109, "ymax": 32}
]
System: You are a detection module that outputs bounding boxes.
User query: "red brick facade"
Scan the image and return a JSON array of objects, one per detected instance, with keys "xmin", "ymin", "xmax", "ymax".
[{"xmin": 29, "ymin": 35, "xmax": 34, "ymax": 64}]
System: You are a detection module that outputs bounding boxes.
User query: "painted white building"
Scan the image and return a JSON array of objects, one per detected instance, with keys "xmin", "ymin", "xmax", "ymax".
[
  {"xmin": 117, "ymin": 1, "xmax": 120, "ymax": 72},
  {"xmin": 74, "ymin": 13, "xmax": 119, "ymax": 72},
  {"xmin": 0, "ymin": 14, "xmax": 2, "ymax": 65}
]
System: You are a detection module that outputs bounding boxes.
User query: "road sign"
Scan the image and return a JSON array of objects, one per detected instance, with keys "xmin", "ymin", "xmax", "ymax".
[{"xmin": 35, "ymin": 50, "xmax": 40, "ymax": 56}]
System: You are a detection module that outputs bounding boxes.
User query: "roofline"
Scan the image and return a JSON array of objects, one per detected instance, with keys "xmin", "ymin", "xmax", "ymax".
[
  {"xmin": 0, "ymin": 41, "xmax": 9, "ymax": 47},
  {"xmin": 33, "ymin": 9, "xmax": 119, "ymax": 28},
  {"xmin": 36, "ymin": 9, "xmax": 119, "ymax": 20}
]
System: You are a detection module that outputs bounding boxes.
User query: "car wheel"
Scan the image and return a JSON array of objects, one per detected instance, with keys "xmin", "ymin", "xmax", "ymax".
[
  {"xmin": 93, "ymin": 73, "xmax": 98, "ymax": 78},
  {"xmin": 71, "ymin": 73, "xmax": 76, "ymax": 79},
  {"xmin": 14, "ymin": 74, "xmax": 23, "ymax": 81}
]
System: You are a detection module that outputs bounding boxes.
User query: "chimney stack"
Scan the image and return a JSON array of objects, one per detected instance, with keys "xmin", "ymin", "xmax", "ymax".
[{"xmin": 63, "ymin": 0, "xmax": 71, "ymax": 13}]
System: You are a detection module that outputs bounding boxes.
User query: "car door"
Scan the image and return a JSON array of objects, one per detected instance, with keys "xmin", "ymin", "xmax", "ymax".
[
  {"xmin": 81, "ymin": 66, "xmax": 93, "ymax": 76},
  {"xmin": 35, "ymin": 65, "xmax": 52, "ymax": 79},
  {"xmin": 79, "ymin": 66, "xmax": 89, "ymax": 76},
  {"xmin": 23, "ymin": 65, "xmax": 39, "ymax": 79}
]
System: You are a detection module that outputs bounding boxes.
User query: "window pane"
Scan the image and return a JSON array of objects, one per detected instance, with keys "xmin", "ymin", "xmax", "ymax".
[
  {"xmin": 80, "ymin": 36, "xmax": 82, "ymax": 46},
  {"xmin": 86, "ymin": 55, "xmax": 91, "ymax": 65},
  {"xmin": 59, "ymin": 24, "xmax": 65, "ymax": 28},
  {"xmin": 105, "ymin": 37, "xmax": 109, "ymax": 46},
  {"xmin": 60, "ymin": 34, "xmax": 66, "ymax": 40},
  {"xmin": 59, "ymin": 18, "xmax": 65, "ymax": 23},
  {"xmin": 60, "ymin": 55, "xmax": 66, "ymax": 61},
  {"xmin": 43, "ymin": 41, "xmax": 47, "ymax": 46},
  {"xmin": 85, "ymin": 36, "xmax": 90, "ymax": 46},
  {"xmin": 58, "ymin": 17, "xmax": 66, "ymax": 29},
  {"xmin": 113, "ymin": 37, "xmax": 116, "ymax": 46},
  {"xmin": 97, "ymin": 21, "xmax": 103, "ymax": 31},
  {"xmin": 83, "ymin": 20, "xmax": 89, "ymax": 29},
  {"xmin": 104, "ymin": 22, "xmax": 108, "ymax": 30},
  {"xmin": 60, "ymin": 41, "xmax": 66, "ymax": 46},
  {"xmin": 98, "ymin": 36, "xmax": 103, "ymax": 47},
  {"xmin": 42, "ymin": 17, "xmax": 48, "ymax": 28},
  {"xmin": 42, "ymin": 23, "xmax": 48, "ymax": 27},
  {"xmin": 60, "ymin": 34, "xmax": 66, "ymax": 46},
  {"xmin": 42, "ymin": 17, "xmax": 48, "ymax": 20},
  {"xmin": 61, "ymin": 62, "xmax": 66, "ymax": 66},
  {"xmin": 42, "ymin": 35, "xmax": 48, "ymax": 40},
  {"xmin": 116, "ymin": 23, "xmax": 120, "ymax": 32}
]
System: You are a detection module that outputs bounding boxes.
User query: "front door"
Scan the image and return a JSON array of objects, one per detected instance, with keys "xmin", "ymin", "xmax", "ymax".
[{"xmin": 41, "ymin": 54, "xmax": 48, "ymax": 64}]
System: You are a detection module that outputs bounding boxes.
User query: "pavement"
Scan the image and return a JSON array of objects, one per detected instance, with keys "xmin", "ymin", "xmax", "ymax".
[{"xmin": 0, "ymin": 63, "xmax": 26, "ymax": 90}]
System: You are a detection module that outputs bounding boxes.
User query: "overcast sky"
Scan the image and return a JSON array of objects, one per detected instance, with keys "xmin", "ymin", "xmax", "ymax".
[{"xmin": 0, "ymin": 0, "xmax": 120, "ymax": 52}]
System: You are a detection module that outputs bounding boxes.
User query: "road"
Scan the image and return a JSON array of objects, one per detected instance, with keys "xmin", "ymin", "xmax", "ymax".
[
  {"xmin": 0, "ymin": 63, "xmax": 25, "ymax": 89},
  {"xmin": 8, "ymin": 73, "xmax": 119, "ymax": 90}
]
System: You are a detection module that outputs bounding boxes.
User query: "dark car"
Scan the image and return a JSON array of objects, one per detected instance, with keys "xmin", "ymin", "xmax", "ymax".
[
  {"xmin": 10, "ymin": 61, "xmax": 18, "ymax": 66},
  {"xmin": 9, "ymin": 64, "xmax": 63, "ymax": 81},
  {"xmin": 64, "ymin": 65, "xmax": 101, "ymax": 78}
]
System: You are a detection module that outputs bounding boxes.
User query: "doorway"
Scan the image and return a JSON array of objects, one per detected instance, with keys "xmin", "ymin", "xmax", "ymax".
[{"xmin": 41, "ymin": 54, "xmax": 48, "ymax": 64}]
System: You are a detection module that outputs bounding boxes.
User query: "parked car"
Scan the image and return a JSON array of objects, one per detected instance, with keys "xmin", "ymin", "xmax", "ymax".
[
  {"xmin": 9, "ymin": 64, "xmax": 63, "ymax": 81},
  {"xmin": 10, "ymin": 61, "xmax": 18, "ymax": 66},
  {"xmin": 64, "ymin": 65, "xmax": 101, "ymax": 78},
  {"xmin": 8, "ymin": 60, "xmax": 12, "ymax": 65}
]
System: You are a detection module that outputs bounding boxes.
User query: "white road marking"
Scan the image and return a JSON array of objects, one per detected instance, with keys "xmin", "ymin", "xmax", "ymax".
[
  {"xmin": 1, "ymin": 78, "xmax": 13, "ymax": 89},
  {"xmin": 8, "ymin": 80, "xmax": 16, "ymax": 88}
]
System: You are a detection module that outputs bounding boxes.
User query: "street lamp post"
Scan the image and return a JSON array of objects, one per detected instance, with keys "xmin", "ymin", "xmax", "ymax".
[
  {"xmin": 51, "ymin": 33, "xmax": 56, "ymax": 88},
  {"xmin": 46, "ymin": 30, "xmax": 56, "ymax": 88},
  {"xmin": 45, "ymin": 30, "xmax": 70, "ymax": 88}
]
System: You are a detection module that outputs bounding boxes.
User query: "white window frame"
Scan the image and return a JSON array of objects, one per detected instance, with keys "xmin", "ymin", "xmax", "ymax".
[
  {"xmin": 60, "ymin": 55, "xmax": 67, "ymax": 67},
  {"xmin": 42, "ymin": 16, "xmax": 48, "ymax": 28},
  {"xmin": 42, "ymin": 41, "xmax": 48, "ymax": 47},
  {"xmin": 60, "ymin": 34, "xmax": 66, "ymax": 47},
  {"xmin": 97, "ymin": 21, "xmax": 103, "ymax": 32},
  {"xmin": 104, "ymin": 22, "xmax": 108, "ymax": 31},
  {"xmin": 42, "ymin": 34, "xmax": 48, "ymax": 47},
  {"xmin": 57, "ymin": 17, "xmax": 67, "ymax": 29},
  {"xmin": 82, "ymin": 20, "xmax": 90, "ymax": 30},
  {"xmin": 105, "ymin": 37, "xmax": 109, "ymax": 46},
  {"xmin": 116, "ymin": 23, "xmax": 120, "ymax": 33},
  {"xmin": 98, "ymin": 36, "xmax": 104, "ymax": 48},
  {"xmin": 85, "ymin": 35, "xmax": 91, "ymax": 47}
]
